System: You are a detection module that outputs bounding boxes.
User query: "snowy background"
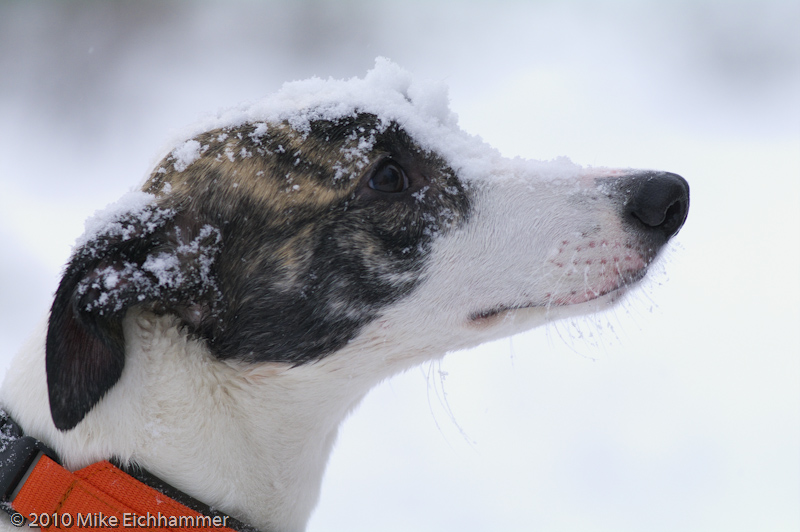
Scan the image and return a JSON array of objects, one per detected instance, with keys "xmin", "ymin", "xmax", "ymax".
[{"xmin": 1, "ymin": 1, "xmax": 798, "ymax": 531}]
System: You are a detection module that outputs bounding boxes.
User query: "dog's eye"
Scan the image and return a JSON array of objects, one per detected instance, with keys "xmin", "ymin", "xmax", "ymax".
[{"xmin": 368, "ymin": 161, "xmax": 409, "ymax": 193}]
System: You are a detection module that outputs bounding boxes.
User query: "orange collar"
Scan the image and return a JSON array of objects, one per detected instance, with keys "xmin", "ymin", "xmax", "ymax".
[{"xmin": 1, "ymin": 412, "xmax": 257, "ymax": 531}]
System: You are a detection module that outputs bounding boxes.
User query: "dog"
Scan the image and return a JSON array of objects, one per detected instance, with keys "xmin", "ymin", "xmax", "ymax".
[{"xmin": 0, "ymin": 60, "xmax": 688, "ymax": 531}]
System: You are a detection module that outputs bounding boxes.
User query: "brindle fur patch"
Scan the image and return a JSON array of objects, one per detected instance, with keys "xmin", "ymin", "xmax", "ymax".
[{"xmin": 139, "ymin": 113, "xmax": 471, "ymax": 364}]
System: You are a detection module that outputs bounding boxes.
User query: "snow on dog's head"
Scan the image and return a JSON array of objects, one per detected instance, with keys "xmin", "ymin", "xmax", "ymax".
[
  {"xmin": 169, "ymin": 57, "xmax": 581, "ymax": 185},
  {"xmin": 47, "ymin": 59, "xmax": 688, "ymax": 428}
]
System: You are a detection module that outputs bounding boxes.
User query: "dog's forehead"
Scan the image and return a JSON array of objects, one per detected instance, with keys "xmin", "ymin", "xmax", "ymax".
[{"xmin": 143, "ymin": 112, "xmax": 435, "ymax": 209}]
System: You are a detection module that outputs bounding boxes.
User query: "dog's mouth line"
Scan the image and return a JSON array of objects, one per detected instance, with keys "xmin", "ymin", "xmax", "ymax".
[
  {"xmin": 469, "ymin": 269, "xmax": 648, "ymax": 323},
  {"xmin": 469, "ymin": 304, "xmax": 535, "ymax": 322}
]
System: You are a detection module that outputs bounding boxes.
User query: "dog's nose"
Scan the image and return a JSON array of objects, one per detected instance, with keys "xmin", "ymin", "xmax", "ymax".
[{"xmin": 623, "ymin": 172, "xmax": 690, "ymax": 240}]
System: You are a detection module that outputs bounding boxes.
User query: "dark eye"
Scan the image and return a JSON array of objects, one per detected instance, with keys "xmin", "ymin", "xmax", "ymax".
[{"xmin": 368, "ymin": 161, "xmax": 409, "ymax": 193}]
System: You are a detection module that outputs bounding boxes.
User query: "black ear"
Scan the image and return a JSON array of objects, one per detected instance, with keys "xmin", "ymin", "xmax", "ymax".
[
  {"xmin": 46, "ymin": 205, "xmax": 222, "ymax": 431},
  {"xmin": 47, "ymin": 258, "xmax": 127, "ymax": 430}
]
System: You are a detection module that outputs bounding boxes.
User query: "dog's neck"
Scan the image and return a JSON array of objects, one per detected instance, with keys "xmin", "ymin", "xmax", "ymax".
[{"xmin": 0, "ymin": 309, "xmax": 389, "ymax": 532}]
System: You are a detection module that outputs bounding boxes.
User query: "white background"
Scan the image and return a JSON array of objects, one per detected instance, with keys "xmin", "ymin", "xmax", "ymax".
[{"xmin": 1, "ymin": 1, "xmax": 798, "ymax": 531}]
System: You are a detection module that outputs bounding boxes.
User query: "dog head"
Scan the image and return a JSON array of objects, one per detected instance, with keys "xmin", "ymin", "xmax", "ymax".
[{"xmin": 46, "ymin": 60, "xmax": 688, "ymax": 430}]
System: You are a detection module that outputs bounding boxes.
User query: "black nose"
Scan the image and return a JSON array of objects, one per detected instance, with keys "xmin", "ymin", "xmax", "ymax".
[{"xmin": 624, "ymin": 172, "xmax": 690, "ymax": 240}]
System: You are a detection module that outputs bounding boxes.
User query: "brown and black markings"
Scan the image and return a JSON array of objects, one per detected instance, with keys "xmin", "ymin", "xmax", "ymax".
[{"xmin": 46, "ymin": 112, "xmax": 471, "ymax": 430}]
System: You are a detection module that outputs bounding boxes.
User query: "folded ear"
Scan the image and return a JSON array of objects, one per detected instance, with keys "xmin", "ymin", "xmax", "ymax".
[{"xmin": 46, "ymin": 205, "xmax": 222, "ymax": 430}]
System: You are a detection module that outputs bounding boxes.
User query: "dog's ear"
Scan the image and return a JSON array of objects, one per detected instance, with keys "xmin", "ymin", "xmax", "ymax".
[{"xmin": 46, "ymin": 204, "xmax": 222, "ymax": 430}]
